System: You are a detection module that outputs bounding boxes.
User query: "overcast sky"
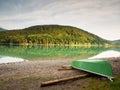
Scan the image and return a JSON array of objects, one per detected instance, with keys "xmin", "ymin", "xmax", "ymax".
[{"xmin": 0, "ymin": 0, "xmax": 120, "ymax": 40}]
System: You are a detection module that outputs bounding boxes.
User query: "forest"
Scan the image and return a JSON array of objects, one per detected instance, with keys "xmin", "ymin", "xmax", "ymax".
[{"xmin": 0, "ymin": 25, "xmax": 111, "ymax": 46}]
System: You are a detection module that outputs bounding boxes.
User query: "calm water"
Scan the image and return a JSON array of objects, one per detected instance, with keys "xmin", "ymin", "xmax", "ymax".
[{"xmin": 0, "ymin": 45, "xmax": 120, "ymax": 63}]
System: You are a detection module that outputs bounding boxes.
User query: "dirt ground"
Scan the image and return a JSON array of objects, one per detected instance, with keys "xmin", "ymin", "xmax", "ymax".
[{"xmin": 0, "ymin": 58, "xmax": 120, "ymax": 90}]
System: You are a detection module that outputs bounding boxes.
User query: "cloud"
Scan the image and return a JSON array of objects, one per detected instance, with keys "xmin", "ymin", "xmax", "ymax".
[
  {"xmin": 1, "ymin": 0, "xmax": 120, "ymax": 22},
  {"xmin": 0, "ymin": 0, "xmax": 120, "ymax": 40}
]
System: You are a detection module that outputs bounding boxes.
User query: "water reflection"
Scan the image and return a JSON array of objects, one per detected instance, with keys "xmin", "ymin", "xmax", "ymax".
[
  {"xmin": 0, "ymin": 45, "xmax": 119, "ymax": 60},
  {"xmin": 0, "ymin": 56, "xmax": 24, "ymax": 64},
  {"xmin": 89, "ymin": 50, "xmax": 120, "ymax": 59}
]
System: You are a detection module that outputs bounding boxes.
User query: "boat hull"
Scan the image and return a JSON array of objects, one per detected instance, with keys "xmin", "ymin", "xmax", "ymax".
[{"xmin": 72, "ymin": 59, "xmax": 114, "ymax": 80}]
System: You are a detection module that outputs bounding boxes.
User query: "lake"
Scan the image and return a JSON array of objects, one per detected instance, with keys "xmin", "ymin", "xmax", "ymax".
[{"xmin": 0, "ymin": 45, "xmax": 120, "ymax": 64}]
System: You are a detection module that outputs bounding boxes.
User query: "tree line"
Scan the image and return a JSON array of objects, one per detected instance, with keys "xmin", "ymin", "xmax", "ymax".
[{"xmin": 0, "ymin": 25, "xmax": 110, "ymax": 46}]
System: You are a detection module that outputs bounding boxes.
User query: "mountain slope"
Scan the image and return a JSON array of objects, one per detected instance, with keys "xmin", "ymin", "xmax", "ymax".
[
  {"xmin": 0, "ymin": 27, "xmax": 7, "ymax": 31},
  {"xmin": 0, "ymin": 25, "xmax": 110, "ymax": 45},
  {"xmin": 113, "ymin": 40, "xmax": 120, "ymax": 43}
]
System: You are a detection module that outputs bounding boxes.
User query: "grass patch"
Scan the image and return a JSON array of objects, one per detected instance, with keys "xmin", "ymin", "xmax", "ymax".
[
  {"xmin": 86, "ymin": 75, "xmax": 120, "ymax": 90},
  {"xmin": 0, "ymin": 79, "xmax": 5, "ymax": 86},
  {"xmin": 21, "ymin": 75, "xmax": 43, "ymax": 82},
  {"xmin": 87, "ymin": 77, "xmax": 110, "ymax": 90},
  {"xmin": 20, "ymin": 75, "xmax": 43, "ymax": 89},
  {"xmin": 110, "ymin": 75, "xmax": 120, "ymax": 90}
]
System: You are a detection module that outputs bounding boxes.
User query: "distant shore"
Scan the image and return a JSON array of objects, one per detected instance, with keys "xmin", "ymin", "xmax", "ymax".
[
  {"xmin": 0, "ymin": 57, "xmax": 120, "ymax": 90},
  {"xmin": 0, "ymin": 43, "xmax": 118, "ymax": 47}
]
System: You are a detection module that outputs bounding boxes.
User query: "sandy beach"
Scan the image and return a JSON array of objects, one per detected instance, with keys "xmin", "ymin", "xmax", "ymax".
[{"xmin": 0, "ymin": 58, "xmax": 120, "ymax": 90}]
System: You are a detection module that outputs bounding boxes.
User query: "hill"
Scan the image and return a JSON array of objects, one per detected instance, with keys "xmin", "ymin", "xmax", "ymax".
[
  {"xmin": 0, "ymin": 25, "xmax": 110, "ymax": 45},
  {"xmin": 113, "ymin": 40, "xmax": 120, "ymax": 43},
  {"xmin": 0, "ymin": 27, "xmax": 7, "ymax": 31}
]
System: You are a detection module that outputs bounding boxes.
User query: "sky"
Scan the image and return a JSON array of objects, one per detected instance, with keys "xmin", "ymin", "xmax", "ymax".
[{"xmin": 0, "ymin": 0, "xmax": 120, "ymax": 40}]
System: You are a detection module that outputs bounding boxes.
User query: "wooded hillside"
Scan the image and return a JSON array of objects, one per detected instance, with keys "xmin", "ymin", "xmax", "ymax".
[{"xmin": 0, "ymin": 25, "xmax": 110, "ymax": 46}]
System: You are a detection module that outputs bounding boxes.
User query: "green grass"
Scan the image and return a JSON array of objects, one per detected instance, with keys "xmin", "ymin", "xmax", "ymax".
[
  {"xmin": 86, "ymin": 75, "xmax": 120, "ymax": 90},
  {"xmin": 110, "ymin": 75, "xmax": 120, "ymax": 90}
]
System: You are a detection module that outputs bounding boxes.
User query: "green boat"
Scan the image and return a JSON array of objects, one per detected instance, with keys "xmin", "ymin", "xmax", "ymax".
[{"xmin": 71, "ymin": 59, "xmax": 114, "ymax": 81}]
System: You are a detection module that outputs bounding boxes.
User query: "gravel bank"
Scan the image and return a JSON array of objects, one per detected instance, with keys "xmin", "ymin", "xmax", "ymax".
[{"xmin": 0, "ymin": 58, "xmax": 120, "ymax": 90}]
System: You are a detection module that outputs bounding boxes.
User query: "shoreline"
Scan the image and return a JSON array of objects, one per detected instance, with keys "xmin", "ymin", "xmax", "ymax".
[
  {"xmin": 1, "ymin": 43, "xmax": 119, "ymax": 47},
  {"xmin": 0, "ymin": 58, "xmax": 120, "ymax": 90}
]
